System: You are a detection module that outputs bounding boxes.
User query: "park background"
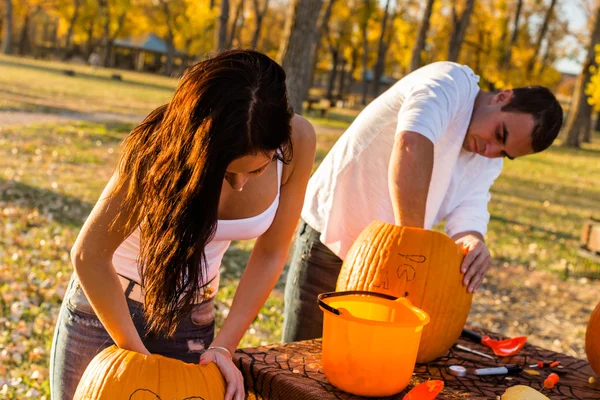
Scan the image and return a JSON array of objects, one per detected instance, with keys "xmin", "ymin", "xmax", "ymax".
[{"xmin": 0, "ymin": 0, "xmax": 599, "ymax": 397}]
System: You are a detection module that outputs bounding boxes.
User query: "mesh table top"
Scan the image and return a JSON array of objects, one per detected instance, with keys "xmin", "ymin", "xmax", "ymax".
[{"xmin": 233, "ymin": 328, "xmax": 599, "ymax": 399}]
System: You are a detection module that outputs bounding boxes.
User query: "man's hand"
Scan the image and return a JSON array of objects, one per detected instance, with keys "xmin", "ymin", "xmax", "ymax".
[{"xmin": 454, "ymin": 233, "xmax": 491, "ymax": 293}]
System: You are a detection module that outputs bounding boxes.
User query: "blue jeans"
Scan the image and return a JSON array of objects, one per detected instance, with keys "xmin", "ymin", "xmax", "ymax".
[
  {"xmin": 282, "ymin": 220, "xmax": 343, "ymax": 342},
  {"xmin": 49, "ymin": 274, "xmax": 216, "ymax": 400}
]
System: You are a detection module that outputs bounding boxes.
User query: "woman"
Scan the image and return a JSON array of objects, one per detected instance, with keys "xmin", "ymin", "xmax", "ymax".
[{"xmin": 49, "ymin": 49, "xmax": 316, "ymax": 400}]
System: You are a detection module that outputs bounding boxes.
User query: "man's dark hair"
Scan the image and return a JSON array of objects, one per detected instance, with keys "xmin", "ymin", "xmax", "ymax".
[{"xmin": 501, "ymin": 86, "xmax": 563, "ymax": 153}]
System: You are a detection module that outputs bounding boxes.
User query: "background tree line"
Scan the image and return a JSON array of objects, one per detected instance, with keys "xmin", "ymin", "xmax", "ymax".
[{"xmin": 0, "ymin": 0, "xmax": 598, "ymax": 147}]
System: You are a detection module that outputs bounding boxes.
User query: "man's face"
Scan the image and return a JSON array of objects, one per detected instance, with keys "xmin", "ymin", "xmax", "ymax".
[{"xmin": 464, "ymin": 90, "xmax": 535, "ymax": 160}]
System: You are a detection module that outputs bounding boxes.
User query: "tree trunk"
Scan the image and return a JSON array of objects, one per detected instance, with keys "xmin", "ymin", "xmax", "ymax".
[
  {"xmin": 166, "ymin": 38, "xmax": 174, "ymax": 76},
  {"xmin": 251, "ymin": 15, "xmax": 263, "ymax": 48},
  {"xmin": 348, "ymin": 44, "xmax": 359, "ymax": 92},
  {"xmin": 50, "ymin": 21, "xmax": 59, "ymax": 50},
  {"xmin": 526, "ymin": 0, "xmax": 556, "ymax": 78},
  {"xmin": 86, "ymin": 20, "xmax": 95, "ymax": 56},
  {"xmin": 538, "ymin": 30, "xmax": 553, "ymax": 76},
  {"xmin": 18, "ymin": 14, "xmax": 30, "ymax": 55},
  {"xmin": 158, "ymin": 0, "xmax": 175, "ymax": 76},
  {"xmin": 307, "ymin": 0, "xmax": 338, "ymax": 94},
  {"xmin": 326, "ymin": 46, "xmax": 340, "ymax": 102},
  {"xmin": 563, "ymin": 5, "xmax": 600, "ymax": 148},
  {"xmin": 42, "ymin": 17, "xmax": 50, "ymax": 45},
  {"xmin": 338, "ymin": 56, "xmax": 347, "ymax": 97},
  {"xmin": 64, "ymin": 0, "xmax": 82, "ymax": 56},
  {"xmin": 100, "ymin": 0, "xmax": 112, "ymax": 67},
  {"xmin": 251, "ymin": 0, "xmax": 269, "ymax": 48},
  {"xmin": 228, "ymin": 0, "xmax": 244, "ymax": 48},
  {"xmin": 410, "ymin": 0, "xmax": 435, "ymax": 72},
  {"xmin": 372, "ymin": 0, "xmax": 392, "ymax": 97},
  {"xmin": 361, "ymin": 19, "xmax": 369, "ymax": 105},
  {"xmin": 217, "ymin": 0, "xmax": 230, "ymax": 50},
  {"xmin": 583, "ymin": 114, "xmax": 592, "ymax": 143},
  {"xmin": 2, "ymin": 0, "xmax": 12, "ymax": 55},
  {"xmin": 501, "ymin": 0, "xmax": 522, "ymax": 70},
  {"xmin": 447, "ymin": 0, "xmax": 476, "ymax": 62},
  {"xmin": 277, "ymin": 0, "xmax": 324, "ymax": 114},
  {"xmin": 360, "ymin": 0, "xmax": 373, "ymax": 105}
]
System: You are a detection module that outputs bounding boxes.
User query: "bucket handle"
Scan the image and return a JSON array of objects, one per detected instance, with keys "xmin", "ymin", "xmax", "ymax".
[{"xmin": 317, "ymin": 290, "xmax": 398, "ymax": 316}]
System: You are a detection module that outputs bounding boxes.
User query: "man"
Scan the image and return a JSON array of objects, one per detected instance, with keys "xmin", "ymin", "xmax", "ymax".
[{"xmin": 282, "ymin": 61, "xmax": 563, "ymax": 342}]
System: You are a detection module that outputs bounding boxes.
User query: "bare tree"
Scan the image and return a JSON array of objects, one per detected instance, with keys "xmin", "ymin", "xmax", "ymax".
[
  {"xmin": 217, "ymin": 0, "xmax": 230, "ymax": 50},
  {"xmin": 251, "ymin": 0, "xmax": 270, "ymax": 48},
  {"xmin": 447, "ymin": 0, "xmax": 476, "ymax": 62},
  {"xmin": 2, "ymin": 0, "xmax": 13, "ymax": 55},
  {"xmin": 278, "ymin": 0, "xmax": 324, "ymax": 114},
  {"xmin": 526, "ymin": 0, "xmax": 557, "ymax": 78},
  {"xmin": 501, "ymin": 0, "xmax": 522, "ymax": 70},
  {"xmin": 409, "ymin": 0, "xmax": 435, "ymax": 72},
  {"xmin": 563, "ymin": 4, "xmax": 600, "ymax": 147}
]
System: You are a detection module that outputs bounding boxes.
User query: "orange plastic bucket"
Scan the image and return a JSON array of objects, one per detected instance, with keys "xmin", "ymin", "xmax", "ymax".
[{"xmin": 318, "ymin": 291, "xmax": 430, "ymax": 397}]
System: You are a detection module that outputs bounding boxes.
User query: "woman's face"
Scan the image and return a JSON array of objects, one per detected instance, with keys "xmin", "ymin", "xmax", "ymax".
[{"xmin": 224, "ymin": 151, "xmax": 275, "ymax": 191}]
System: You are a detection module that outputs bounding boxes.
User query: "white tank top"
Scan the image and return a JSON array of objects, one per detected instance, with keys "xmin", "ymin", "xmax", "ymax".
[{"xmin": 112, "ymin": 159, "xmax": 283, "ymax": 295}]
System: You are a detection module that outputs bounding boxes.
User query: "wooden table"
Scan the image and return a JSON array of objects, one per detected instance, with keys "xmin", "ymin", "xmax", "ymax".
[{"xmin": 234, "ymin": 328, "xmax": 600, "ymax": 399}]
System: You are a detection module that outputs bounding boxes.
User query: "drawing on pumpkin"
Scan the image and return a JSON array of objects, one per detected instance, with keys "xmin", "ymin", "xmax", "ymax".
[
  {"xmin": 397, "ymin": 253, "xmax": 426, "ymax": 263},
  {"xmin": 129, "ymin": 388, "xmax": 205, "ymax": 400},
  {"xmin": 396, "ymin": 264, "xmax": 416, "ymax": 281},
  {"xmin": 372, "ymin": 269, "xmax": 390, "ymax": 290}
]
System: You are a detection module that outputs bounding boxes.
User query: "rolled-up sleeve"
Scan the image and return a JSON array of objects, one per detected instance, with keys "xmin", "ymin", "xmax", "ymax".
[
  {"xmin": 445, "ymin": 160, "xmax": 503, "ymax": 238},
  {"xmin": 396, "ymin": 69, "xmax": 473, "ymax": 145}
]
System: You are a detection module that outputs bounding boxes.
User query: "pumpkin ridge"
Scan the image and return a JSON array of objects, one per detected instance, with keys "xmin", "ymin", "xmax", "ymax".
[
  {"xmin": 371, "ymin": 223, "xmax": 394, "ymax": 293},
  {"xmin": 74, "ymin": 346, "xmax": 225, "ymax": 399},
  {"xmin": 95, "ymin": 347, "xmax": 119, "ymax": 397}
]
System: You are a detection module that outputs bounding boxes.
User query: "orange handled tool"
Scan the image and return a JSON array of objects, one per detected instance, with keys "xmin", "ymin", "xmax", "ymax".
[{"xmin": 462, "ymin": 328, "xmax": 527, "ymax": 357}]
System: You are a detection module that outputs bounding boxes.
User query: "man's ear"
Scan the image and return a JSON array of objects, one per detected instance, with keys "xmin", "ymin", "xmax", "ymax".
[{"xmin": 493, "ymin": 89, "xmax": 513, "ymax": 106}]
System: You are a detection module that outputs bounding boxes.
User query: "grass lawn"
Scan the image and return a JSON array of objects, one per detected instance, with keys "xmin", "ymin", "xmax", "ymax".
[{"xmin": 1, "ymin": 55, "xmax": 599, "ymax": 398}]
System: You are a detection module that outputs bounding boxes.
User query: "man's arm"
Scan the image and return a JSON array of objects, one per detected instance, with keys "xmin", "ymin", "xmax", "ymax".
[
  {"xmin": 389, "ymin": 67, "xmax": 470, "ymax": 227},
  {"xmin": 388, "ymin": 131, "xmax": 434, "ymax": 227}
]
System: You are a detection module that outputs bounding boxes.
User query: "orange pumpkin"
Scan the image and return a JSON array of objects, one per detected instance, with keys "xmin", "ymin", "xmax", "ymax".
[
  {"xmin": 74, "ymin": 346, "xmax": 226, "ymax": 400},
  {"xmin": 586, "ymin": 300, "xmax": 600, "ymax": 377},
  {"xmin": 336, "ymin": 220, "xmax": 471, "ymax": 363}
]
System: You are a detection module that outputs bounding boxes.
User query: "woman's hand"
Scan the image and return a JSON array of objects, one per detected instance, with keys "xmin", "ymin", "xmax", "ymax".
[{"xmin": 200, "ymin": 347, "xmax": 244, "ymax": 400}]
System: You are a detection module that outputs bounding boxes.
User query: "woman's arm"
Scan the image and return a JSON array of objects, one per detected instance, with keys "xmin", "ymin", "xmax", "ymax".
[
  {"xmin": 70, "ymin": 173, "xmax": 149, "ymax": 354},
  {"xmin": 211, "ymin": 115, "xmax": 317, "ymax": 353}
]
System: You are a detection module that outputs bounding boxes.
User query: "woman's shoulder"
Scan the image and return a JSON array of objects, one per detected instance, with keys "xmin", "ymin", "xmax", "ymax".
[
  {"xmin": 282, "ymin": 114, "xmax": 316, "ymax": 184},
  {"xmin": 291, "ymin": 114, "xmax": 316, "ymax": 145}
]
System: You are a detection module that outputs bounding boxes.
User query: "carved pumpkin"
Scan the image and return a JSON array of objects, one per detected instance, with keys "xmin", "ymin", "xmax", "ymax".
[
  {"xmin": 336, "ymin": 220, "xmax": 471, "ymax": 363},
  {"xmin": 586, "ymin": 300, "xmax": 600, "ymax": 377},
  {"xmin": 74, "ymin": 346, "xmax": 226, "ymax": 400}
]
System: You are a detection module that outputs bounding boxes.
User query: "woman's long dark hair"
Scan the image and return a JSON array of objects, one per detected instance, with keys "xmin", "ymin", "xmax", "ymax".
[{"xmin": 111, "ymin": 50, "xmax": 294, "ymax": 336}]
